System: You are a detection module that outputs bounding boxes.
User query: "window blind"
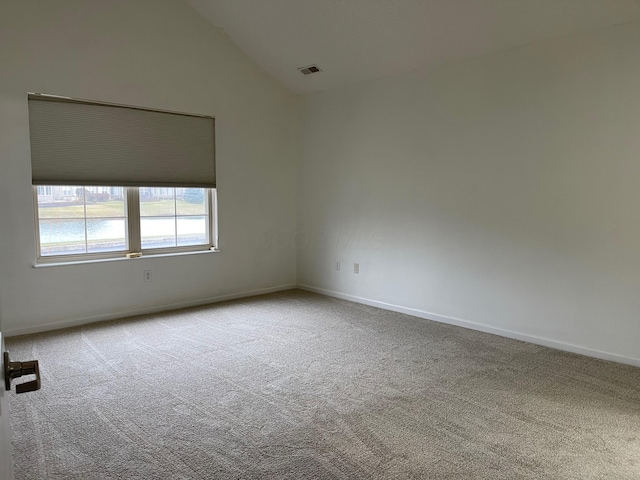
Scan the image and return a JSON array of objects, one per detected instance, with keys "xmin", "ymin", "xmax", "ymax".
[{"xmin": 28, "ymin": 94, "xmax": 215, "ymax": 188}]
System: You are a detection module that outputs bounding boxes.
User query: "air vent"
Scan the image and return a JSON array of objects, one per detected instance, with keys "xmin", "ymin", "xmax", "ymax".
[{"xmin": 298, "ymin": 65, "xmax": 322, "ymax": 76}]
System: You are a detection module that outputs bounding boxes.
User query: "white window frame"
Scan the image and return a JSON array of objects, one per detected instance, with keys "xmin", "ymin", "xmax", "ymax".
[{"xmin": 34, "ymin": 186, "xmax": 218, "ymax": 264}]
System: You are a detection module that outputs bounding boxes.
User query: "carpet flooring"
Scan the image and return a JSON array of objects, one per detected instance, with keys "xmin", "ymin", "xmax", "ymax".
[{"xmin": 6, "ymin": 289, "xmax": 640, "ymax": 479}]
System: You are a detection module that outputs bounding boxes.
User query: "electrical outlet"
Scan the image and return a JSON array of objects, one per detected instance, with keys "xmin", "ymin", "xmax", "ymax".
[
  {"xmin": 144, "ymin": 270, "xmax": 152, "ymax": 282},
  {"xmin": 335, "ymin": 260, "xmax": 341, "ymax": 271},
  {"xmin": 354, "ymin": 263, "xmax": 359, "ymax": 274}
]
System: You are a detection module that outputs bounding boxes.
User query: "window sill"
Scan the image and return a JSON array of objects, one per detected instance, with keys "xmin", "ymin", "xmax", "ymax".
[{"xmin": 33, "ymin": 248, "xmax": 220, "ymax": 268}]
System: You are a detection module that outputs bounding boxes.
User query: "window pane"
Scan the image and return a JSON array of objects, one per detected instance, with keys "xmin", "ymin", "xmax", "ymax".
[
  {"xmin": 85, "ymin": 187, "xmax": 126, "ymax": 218},
  {"xmin": 140, "ymin": 188, "xmax": 175, "ymax": 217},
  {"xmin": 37, "ymin": 186, "xmax": 85, "ymax": 219},
  {"xmin": 87, "ymin": 219, "xmax": 127, "ymax": 253},
  {"xmin": 177, "ymin": 188, "xmax": 206, "ymax": 215},
  {"xmin": 141, "ymin": 217, "xmax": 176, "ymax": 249},
  {"xmin": 177, "ymin": 216, "xmax": 208, "ymax": 246},
  {"xmin": 39, "ymin": 218, "xmax": 86, "ymax": 256}
]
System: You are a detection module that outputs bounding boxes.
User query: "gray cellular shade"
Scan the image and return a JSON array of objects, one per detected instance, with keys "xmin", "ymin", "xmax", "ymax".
[{"xmin": 28, "ymin": 95, "xmax": 215, "ymax": 187}]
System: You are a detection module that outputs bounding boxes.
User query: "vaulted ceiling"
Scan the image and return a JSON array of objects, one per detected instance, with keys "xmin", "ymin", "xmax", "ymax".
[{"xmin": 187, "ymin": 0, "xmax": 640, "ymax": 94}]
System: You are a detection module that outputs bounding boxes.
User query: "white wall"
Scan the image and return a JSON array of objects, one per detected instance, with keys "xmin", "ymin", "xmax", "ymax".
[
  {"xmin": 298, "ymin": 23, "xmax": 640, "ymax": 364},
  {"xmin": 3, "ymin": 3, "xmax": 640, "ymax": 367},
  {"xmin": 0, "ymin": 0, "xmax": 298, "ymax": 335}
]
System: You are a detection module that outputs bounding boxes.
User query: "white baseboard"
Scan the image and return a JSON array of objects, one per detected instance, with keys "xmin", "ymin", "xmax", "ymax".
[
  {"xmin": 5, "ymin": 284, "xmax": 297, "ymax": 337},
  {"xmin": 298, "ymin": 284, "xmax": 640, "ymax": 368}
]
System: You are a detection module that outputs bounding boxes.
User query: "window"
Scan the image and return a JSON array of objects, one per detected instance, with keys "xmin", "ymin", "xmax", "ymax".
[
  {"xmin": 35, "ymin": 186, "xmax": 215, "ymax": 262},
  {"xmin": 140, "ymin": 187, "xmax": 210, "ymax": 249},
  {"xmin": 28, "ymin": 93, "xmax": 217, "ymax": 264},
  {"xmin": 37, "ymin": 186, "xmax": 127, "ymax": 257}
]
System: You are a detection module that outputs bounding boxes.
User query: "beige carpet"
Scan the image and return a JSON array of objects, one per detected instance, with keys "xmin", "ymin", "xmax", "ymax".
[{"xmin": 7, "ymin": 289, "xmax": 640, "ymax": 479}]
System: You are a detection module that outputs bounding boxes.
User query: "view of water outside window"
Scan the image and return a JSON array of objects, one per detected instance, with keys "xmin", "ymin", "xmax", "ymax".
[
  {"xmin": 140, "ymin": 187, "xmax": 208, "ymax": 249},
  {"xmin": 37, "ymin": 186, "xmax": 209, "ymax": 257},
  {"xmin": 38, "ymin": 186, "xmax": 127, "ymax": 256}
]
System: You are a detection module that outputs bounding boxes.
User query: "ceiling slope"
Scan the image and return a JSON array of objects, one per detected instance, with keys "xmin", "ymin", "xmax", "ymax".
[{"xmin": 187, "ymin": 0, "xmax": 640, "ymax": 94}]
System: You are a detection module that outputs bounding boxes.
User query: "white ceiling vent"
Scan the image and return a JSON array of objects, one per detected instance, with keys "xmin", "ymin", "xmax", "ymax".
[{"xmin": 298, "ymin": 65, "xmax": 321, "ymax": 75}]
